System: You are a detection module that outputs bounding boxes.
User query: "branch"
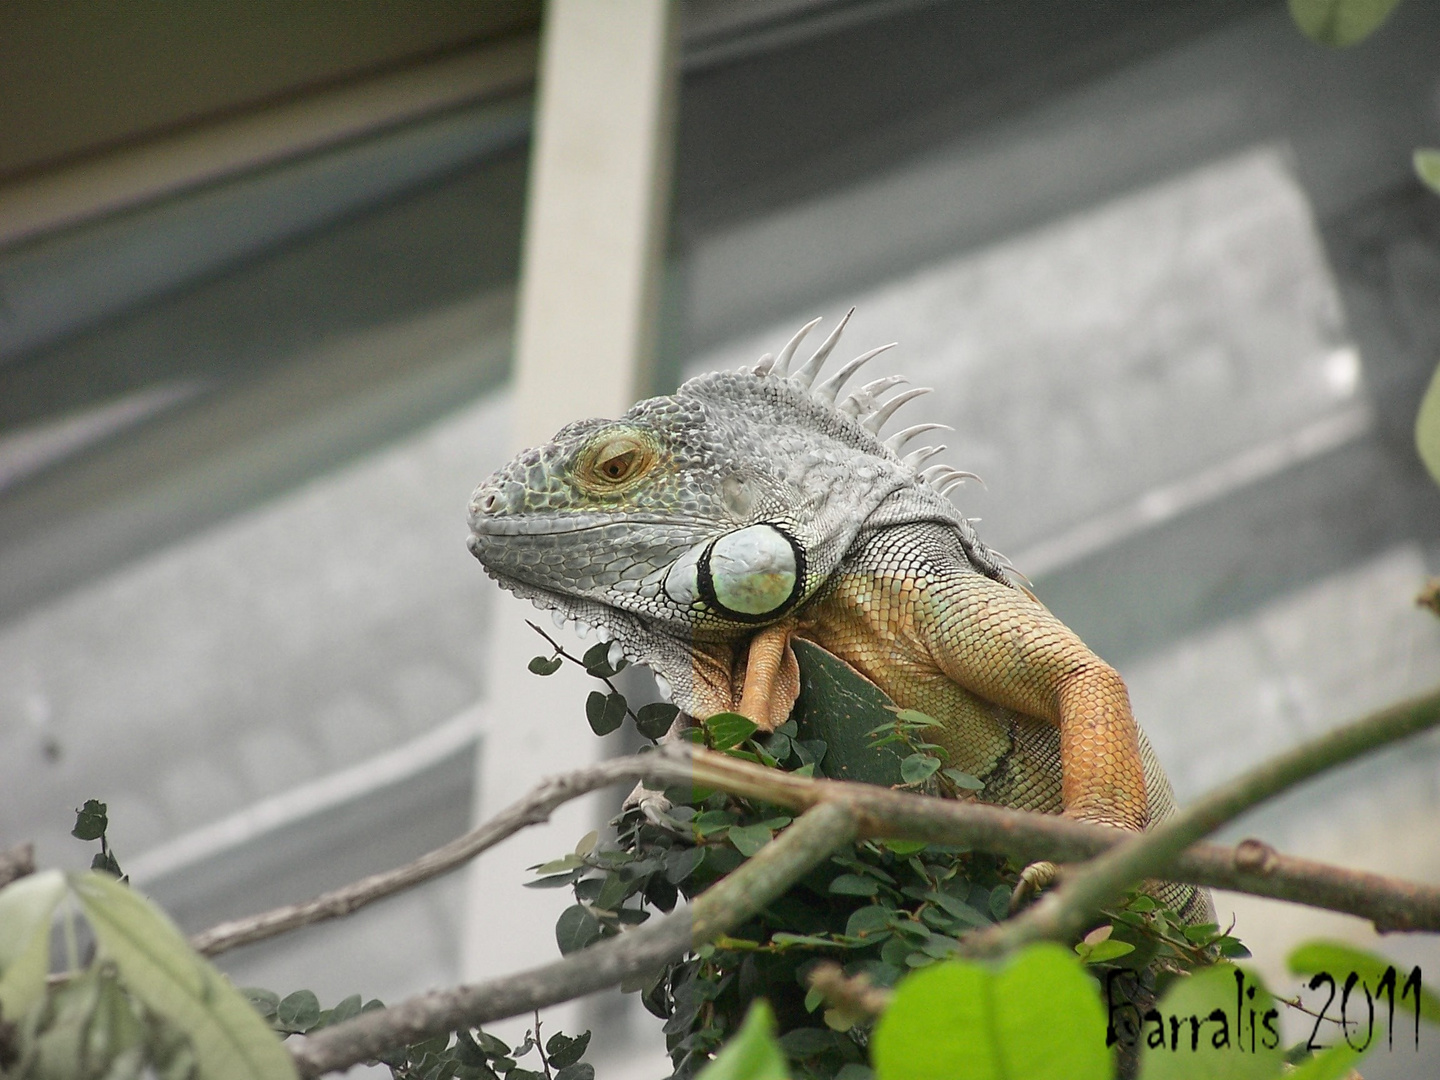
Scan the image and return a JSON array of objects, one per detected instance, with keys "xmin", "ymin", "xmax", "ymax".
[
  {"xmin": 290, "ymin": 801, "xmax": 859, "ymax": 1077},
  {"xmin": 964, "ymin": 682, "xmax": 1440, "ymax": 956},
  {"xmin": 679, "ymin": 746, "xmax": 1440, "ymax": 930},
  {"xmin": 191, "ymin": 756, "xmax": 665, "ymax": 956},
  {"xmin": 195, "ymin": 715, "xmax": 1440, "ymax": 959}
]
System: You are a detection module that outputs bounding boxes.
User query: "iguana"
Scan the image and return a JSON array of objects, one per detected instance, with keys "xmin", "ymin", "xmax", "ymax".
[{"xmin": 467, "ymin": 312, "xmax": 1207, "ymax": 919}]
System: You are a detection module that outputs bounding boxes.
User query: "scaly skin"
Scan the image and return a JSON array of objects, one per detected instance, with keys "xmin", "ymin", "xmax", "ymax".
[{"xmin": 468, "ymin": 313, "xmax": 1207, "ymax": 919}]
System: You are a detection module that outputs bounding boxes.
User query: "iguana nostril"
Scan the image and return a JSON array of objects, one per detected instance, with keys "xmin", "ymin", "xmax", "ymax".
[{"xmin": 480, "ymin": 492, "xmax": 499, "ymax": 514}]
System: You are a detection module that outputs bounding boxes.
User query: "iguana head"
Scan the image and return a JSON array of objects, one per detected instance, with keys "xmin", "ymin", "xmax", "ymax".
[{"xmin": 467, "ymin": 312, "xmax": 995, "ymax": 705}]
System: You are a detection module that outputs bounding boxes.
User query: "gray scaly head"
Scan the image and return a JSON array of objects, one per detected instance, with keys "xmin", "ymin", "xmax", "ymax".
[{"xmin": 467, "ymin": 310, "xmax": 1006, "ymax": 714}]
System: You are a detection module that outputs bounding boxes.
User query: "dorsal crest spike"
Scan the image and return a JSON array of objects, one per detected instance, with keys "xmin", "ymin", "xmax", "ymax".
[
  {"xmin": 839, "ymin": 374, "xmax": 908, "ymax": 417},
  {"xmin": 815, "ymin": 343, "xmax": 896, "ymax": 405},
  {"xmin": 773, "ymin": 317, "xmax": 823, "ymax": 377},
  {"xmin": 790, "ymin": 307, "xmax": 854, "ymax": 389},
  {"xmin": 903, "ymin": 444, "xmax": 947, "ymax": 469},
  {"xmin": 885, "ymin": 422, "xmax": 952, "ymax": 452},
  {"xmin": 862, "ymin": 387, "xmax": 932, "ymax": 434},
  {"xmin": 752, "ymin": 352, "xmax": 776, "ymax": 376}
]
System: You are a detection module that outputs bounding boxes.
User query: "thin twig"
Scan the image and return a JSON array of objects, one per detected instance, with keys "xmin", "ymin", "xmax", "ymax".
[
  {"xmin": 962, "ymin": 683, "xmax": 1440, "ymax": 957},
  {"xmin": 289, "ymin": 801, "xmax": 860, "ymax": 1076},
  {"xmin": 190, "ymin": 756, "xmax": 667, "ymax": 956},
  {"xmin": 525, "ymin": 621, "xmax": 651, "ymax": 732}
]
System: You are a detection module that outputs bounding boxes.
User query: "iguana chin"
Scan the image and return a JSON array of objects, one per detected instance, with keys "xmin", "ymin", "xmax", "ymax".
[{"xmin": 468, "ymin": 311, "xmax": 1206, "ymax": 918}]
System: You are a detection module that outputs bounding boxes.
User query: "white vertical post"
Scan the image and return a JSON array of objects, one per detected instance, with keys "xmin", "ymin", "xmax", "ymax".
[{"xmin": 461, "ymin": 0, "xmax": 678, "ymax": 1040}]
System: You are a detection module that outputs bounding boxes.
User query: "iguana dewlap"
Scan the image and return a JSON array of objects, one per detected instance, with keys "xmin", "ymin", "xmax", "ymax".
[{"xmin": 468, "ymin": 313, "xmax": 1199, "ymax": 912}]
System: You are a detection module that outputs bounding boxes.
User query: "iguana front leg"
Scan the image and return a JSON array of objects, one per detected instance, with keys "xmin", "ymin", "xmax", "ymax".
[
  {"xmin": 915, "ymin": 572, "xmax": 1149, "ymax": 833},
  {"xmin": 794, "ymin": 523, "xmax": 1151, "ymax": 909}
]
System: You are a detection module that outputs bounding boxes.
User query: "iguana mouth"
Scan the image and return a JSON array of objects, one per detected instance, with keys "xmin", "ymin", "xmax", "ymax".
[{"xmin": 468, "ymin": 509, "xmax": 725, "ymax": 537}]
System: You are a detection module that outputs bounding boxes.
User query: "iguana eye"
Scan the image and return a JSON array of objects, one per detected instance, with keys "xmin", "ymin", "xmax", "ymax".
[
  {"xmin": 580, "ymin": 433, "xmax": 655, "ymax": 489},
  {"xmin": 599, "ymin": 447, "xmax": 639, "ymax": 480}
]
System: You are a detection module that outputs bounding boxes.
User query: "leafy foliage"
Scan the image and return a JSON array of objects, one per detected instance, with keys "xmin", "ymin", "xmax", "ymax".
[
  {"xmin": 245, "ymin": 988, "xmax": 596, "ymax": 1080},
  {"xmin": 0, "ymin": 865, "xmax": 295, "ymax": 1080},
  {"xmin": 538, "ymin": 643, "xmax": 1247, "ymax": 1079},
  {"xmin": 71, "ymin": 799, "xmax": 124, "ymax": 880}
]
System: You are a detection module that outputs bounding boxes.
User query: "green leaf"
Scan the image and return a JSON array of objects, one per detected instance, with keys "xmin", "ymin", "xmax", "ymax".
[
  {"xmin": 872, "ymin": 943, "xmax": 1109, "ymax": 1080},
  {"xmin": 705, "ymin": 713, "xmax": 759, "ymax": 751},
  {"xmin": 1416, "ymin": 149, "xmax": 1440, "ymax": 196},
  {"xmin": 1077, "ymin": 939, "xmax": 1135, "ymax": 964},
  {"xmin": 325, "ymin": 993, "xmax": 363, "ymax": 1027},
  {"xmin": 0, "ymin": 868, "xmax": 67, "ymax": 1019},
  {"xmin": 921, "ymin": 891, "xmax": 990, "ymax": 928},
  {"xmin": 72, "ymin": 798, "xmax": 110, "ymax": 841},
  {"xmin": 69, "ymin": 870, "xmax": 299, "ymax": 1080},
  {"xmin": 844, "ymin": 905, "xmax": 894, "ymax": 939},
  {"xmin": 586, "ymin": 691, "xmax": 627, "ymax": 736},
  {"xmin": 277, "ymin": 988, "xmax": 321, "ymax": 1032},
  {"xmin": 635, "ymin": 701, "xmax": 680, "ymax": 739},
  {"xmin": 555, "ymin": 905, "xmax": 602, "ymax": 955},
  {"xmin": 546, "ymin": 1029, "xmax": 592, "ymax": 1067},
  {"xmin": 556, "ymin": 1065, "xmax": 596, "ymax": 1080},
  {"xmin": 988, "ymin": 885, "xmax": 1012, "ymax": 922},
  {"xmin": 695, "ymin": 999, "xmax": 791, "ymax": 1080},
  {"xmin": 880, "ymin": 840, "xmax": 928, "ymax": 858},
  {"xmin": 790, "ymin": 640, "xmax": 910, "ymax": 785},
  {"xmin": 241, "ymin": 987, "xmax": 280, "ymax": 1021},
  {"xmin": 583, "ymin": 641, "xmax": 624, "ymax": 677},
  {"xmin": 900, "ymin": 754, "xmax": 941, "ymax": 785},
  {"xmin": 1288, "ymin": 0, "xmax": 1404, "ymax": 47},
  {"xmin": 1288, "ymin": 940, "xmax": 1440, "ymax": 1025},
  {"xmin": 1415, "ymin": 358, "xmax": 1440, "ymax": 488},
  {"xmin": 727, "ymin": 824, "xmax": 774, "ymax": 857},
  {"xmin": 528, "ymin": 655, "xmax": 563, "ymax": 676},
  {"xmin": 1137, "ymin": 964, "xmax": 1284, "ymax": 1079},
  {"xmin": 892, "ymin": 709, "xmax": 943, "ymax": 728},
  {"xmin": 829, "ymin": 874, "xmax": 881, "ymax": 897},
  {"xmin": 941, "ymin": 768, "xmax": 985, "ymax": 791}
]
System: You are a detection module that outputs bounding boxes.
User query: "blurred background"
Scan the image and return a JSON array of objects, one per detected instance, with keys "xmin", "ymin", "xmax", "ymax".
[{"xmin": 2, "ymin": 2, "xmax": 1439, "ymax": 1076}]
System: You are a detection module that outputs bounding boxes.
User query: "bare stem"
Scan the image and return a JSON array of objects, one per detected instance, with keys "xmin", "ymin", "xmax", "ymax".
[
  {"xmin": 191, "ymin": 756, "xmax": 666, "ymax": 956},
  {"xmin": 290, "ymin": 801, "xmax": 859, "ymax": 1076}
]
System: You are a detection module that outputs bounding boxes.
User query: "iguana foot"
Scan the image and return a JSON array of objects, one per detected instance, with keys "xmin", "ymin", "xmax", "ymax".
[
  {"xmin": 621, "ymin": 782, "xmax": 675, "ymax": 827},
  {"xmin": 1009, "ymin": 860, "xmax": 1059, "ymax": 914}
]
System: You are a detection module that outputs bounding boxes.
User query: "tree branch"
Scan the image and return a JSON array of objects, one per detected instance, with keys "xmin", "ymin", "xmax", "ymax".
[
  {"xmin": 963, "ymin": 683, "xmax": 1440, "ymax": 956},
  {"xmin": 191, "ymin": 756, "xmax": 666, "ymax": 956},
  {"xmin": 289, "ymin": 801, "xmax": 859, "ymax": 1077},
  {"xmin": 193, "ymin": 695, "xmax": 1440, "ymax": 961},
  {"xmin": 677, "ymin": 744, "xmax": 1440, "ymax": 930}
]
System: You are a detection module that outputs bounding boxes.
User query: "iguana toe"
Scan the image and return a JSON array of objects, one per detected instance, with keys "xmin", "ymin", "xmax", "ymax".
[{"xmin": 1009, "ymin": 860, "xmax": 1059, "ymax": 914}]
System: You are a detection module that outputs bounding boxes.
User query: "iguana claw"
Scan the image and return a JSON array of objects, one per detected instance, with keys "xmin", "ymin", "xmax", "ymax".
[{"xmin": 1009, "ymin": 860, "xmax": 1059, "ymax": 914}]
